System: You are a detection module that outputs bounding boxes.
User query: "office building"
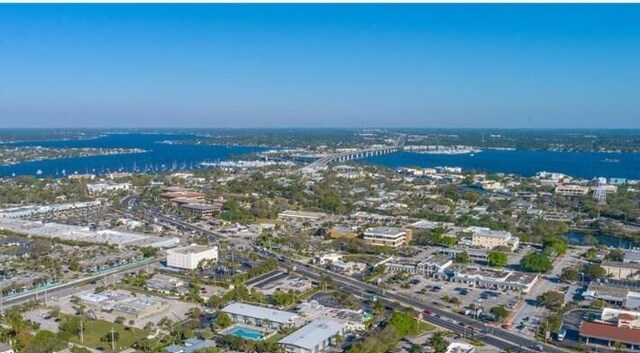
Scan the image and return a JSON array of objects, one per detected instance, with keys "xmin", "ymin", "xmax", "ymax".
[
  {"xmin": 166, "ymin": 244, "xmax": 218, "ymax": 270},
  {"xmin": 363, "ymin": 227, "xmax": 411, "ymax": 248}
]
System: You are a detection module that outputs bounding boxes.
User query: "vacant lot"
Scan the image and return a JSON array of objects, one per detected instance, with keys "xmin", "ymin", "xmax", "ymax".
[{"xmin": 69, "ymin": 319, "xmax": 148, "ymax": 353}]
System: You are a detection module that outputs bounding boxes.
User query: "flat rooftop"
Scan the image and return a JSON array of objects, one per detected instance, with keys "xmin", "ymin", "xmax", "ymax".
[
  {"xmin": 278, "ymin": 210, "xmax": 328, "ymax": 219},
  {"xmin": 364, "ymin": 227, "xmax": 406, "ymax": 237},
  {"xmin": 170, "ymin": 244, "xmax": 215, "ymax": 255},
  {"xmin": 586, "ymin": 283, "xmax": 630, "ymax": 299},
  {"xmin": 278, "ymin": 319, "xmax": 345, "ymax": 350},
  {"xmin": 221, "ymin": 303, "xmax": 297, "ymax": 324},
  {"xmin": 182, "ymin": 203, "xmax": 218, "ymax": 211},
  {"xmin": 624, "ymin": 250, "xmax": 640, "ymax": 263},
  {"xmin": 602, "ymin": 261, "xmax": 640, "ymax": 270}
]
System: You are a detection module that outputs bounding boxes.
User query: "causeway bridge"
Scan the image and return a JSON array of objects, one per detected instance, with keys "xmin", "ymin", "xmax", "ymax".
[{"xmin": 300, "ymin": 134, "xmax": 406, "ymax": 172}]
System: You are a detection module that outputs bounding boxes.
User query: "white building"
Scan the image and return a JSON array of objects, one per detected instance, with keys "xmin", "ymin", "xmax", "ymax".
[
  {"xmin": 278, "ymin": 210, "xmax": 328, "ymax": 222},
  {"xmin": 166, "ymin": 244, "xmax": 218, "ymax": 270},
  {"xmin": 363, "ymin": 227, "xmax": 410, "ymax": 248},
  {"xmin": 221, "ymin": 303, "xmax": 299, "ymax": 329},
  {"xmin": 0, "ymin": 201, "xmax": 101, "ymax": 218},
  {"xmin": 446, "ymin": 342, "xmax": 475, "ymax": 353},
  {"xmin": 86, "ymin": 182, "xmax": 132, "ymax": 195},
  {"xmin": 278, "ymin": 319, "xmax": 346, "ymax": 353}
]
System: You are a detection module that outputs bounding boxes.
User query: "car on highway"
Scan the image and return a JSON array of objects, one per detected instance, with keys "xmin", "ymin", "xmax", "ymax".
[{"xmin": 423, "ymin": 309, "xmax": 434, "ymax": 315}]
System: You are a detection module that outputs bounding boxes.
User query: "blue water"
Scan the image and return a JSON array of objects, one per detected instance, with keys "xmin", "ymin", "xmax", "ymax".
[
  {"xmin": 1, "ymin": 133, "xmax": 265, "ymax": 177},
  {"xmin": 567, "ymin": 231, "xmax": 640, "ymax": 249},
  {"xmin": 3, "ymin": 133, "xmax": 640, "ymax": 180},
  {"xmin": 227, "ymin": 326, "xmax": 263, "ymax": 341},
  {"xmin": 364, "ymin": 150, "xmax": 640, "ymax": 179}
]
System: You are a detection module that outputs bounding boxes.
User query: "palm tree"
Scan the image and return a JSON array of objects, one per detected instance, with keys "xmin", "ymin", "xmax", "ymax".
[{"xmin": 613, "ymin": 341, "xmax": 626, "ymax": 352}]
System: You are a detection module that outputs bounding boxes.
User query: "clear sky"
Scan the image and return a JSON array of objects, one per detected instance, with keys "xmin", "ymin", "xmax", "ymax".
[{"xmin": 0, "ymin": 4, "xmax": 639, "ymax": 128}]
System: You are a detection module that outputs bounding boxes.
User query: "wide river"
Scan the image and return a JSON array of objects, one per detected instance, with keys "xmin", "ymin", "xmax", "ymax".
[
  {"xmin": 1, "ymin": 133, "xmax": 265, "ymax": 177},
  {"xmin": 364, "ymin": 150, "xmax": 640, "ymax": 180},
  {"xmin": 2, "ymin": 133, "xmax": 640, "ymax": 180}
]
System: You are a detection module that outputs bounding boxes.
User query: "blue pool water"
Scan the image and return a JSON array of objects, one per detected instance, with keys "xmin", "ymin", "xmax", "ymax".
[{"xmin": 227, "ymin": 326, "xmax": 264, "ymax": 341}]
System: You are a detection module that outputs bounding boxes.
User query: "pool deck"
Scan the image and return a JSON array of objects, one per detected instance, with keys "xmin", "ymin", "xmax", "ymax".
[{"xmin": 218, "ymin": 323, "xmax": 276, "ymax": 341}]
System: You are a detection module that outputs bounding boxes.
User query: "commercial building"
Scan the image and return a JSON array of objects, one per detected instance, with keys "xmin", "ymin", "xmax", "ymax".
[
  {"xmin": 113, "ymin": 296, "xmax": 165, "ymax": 320},
  {"xmin": 439, "ymin": 248, "xmax": 489, "ymax": 261},
  {"xmin": 278, "ymin": 210, "xmax": 328, "ymax": 222},
  {"xmin": 180, "ymin": 203, "xmax": 218, "ymax": 218},
  {"xmin": 221, "ymin": 303, "xmax": 299, "ymax": 330},
  {"xmin": 0, "ymin": 201, "xmax": 101, "ymax": 219},
  {"xmin": 297, "ymin": 301, "xmax": 366, "ymax": 331},
  {"xmin": 166, "ymin": 244, "xmax": 218, "ymax": 270},
  {"xmin": 445, "ymin": 265, "xmax": 539, "ymax": 293},
  {"xmin": 386, "ymin": 254, "xmax": 453, "ymax": 276},
  {"xmin": 160, "ymin": 191, "xmax": 206, "ymax": 202},
  {"xmin": 68, "ymin": 173, "xmax": 96, "ymax": 181},
  {"xmin": 467, "ymin": 227, "xmax": 519, "ymax": 251},
  {"xmin": 601, "ymin": 261, "xmax": 640, "ymax": 281},
  {"xmin": 86, "ymin": 182, "xmax": 132, "ymax": 195},
  {"xmin": 145, "ymin": 274, "xmax": 188, "ymax": 295},
  {"xmin": 410, "ymin": 220, "xmax": 455, "ymax": 230},
  {"xmin": 363, "ymin": 227, "xmax": 412, "ymax": 248},
  {"xmin": 555, "ymin": 184, "xmax": 590, "ymax": 196},
  {"xmin": 580, "ymin": 308, "xmax": 640, "ymax": 350},
  {"xmin": 0, "ymin": 218, "xmax": 179, "ymax": 248},
  {"xmin": 278, "ymin": 319, "xmax": 346, "ymax": 353},
  {"xmin": 79, "ymin": 291, "xmax": 165, "ymax": 320}
]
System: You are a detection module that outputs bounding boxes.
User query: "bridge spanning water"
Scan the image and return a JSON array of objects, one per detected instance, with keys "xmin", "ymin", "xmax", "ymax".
[{"xmin": 300, "ymin": 134, "xmax": 406, "ymax": 172}]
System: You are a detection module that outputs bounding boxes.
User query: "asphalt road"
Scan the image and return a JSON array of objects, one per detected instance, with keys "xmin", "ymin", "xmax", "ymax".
[
  {"xmin": 2, "ymin": 257, "xmax": 159, "ymax": 308},
  {"xmin": 125, "ymin": 195, "xmax": 566, "ymax": 353}
]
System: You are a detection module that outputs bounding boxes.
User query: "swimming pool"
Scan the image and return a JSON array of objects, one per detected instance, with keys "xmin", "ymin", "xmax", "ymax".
[{"xmin": 226, "ymin": 326, "xmax": 264, "ymax": 341}]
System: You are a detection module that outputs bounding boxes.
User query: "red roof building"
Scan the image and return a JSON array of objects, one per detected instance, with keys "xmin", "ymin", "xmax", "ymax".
[{"xmin": 580, "ymin": 321, "xmax": 640, "ymax": 347}]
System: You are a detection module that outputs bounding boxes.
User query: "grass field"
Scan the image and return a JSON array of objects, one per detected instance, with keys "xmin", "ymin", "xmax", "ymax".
[
  {"xmin": 69, "ymin": 319, "xmax": 149, "ymax": 353},
  {"xmin": 408, "ymin": 321, "xmax": 437, "ymax": 337}
]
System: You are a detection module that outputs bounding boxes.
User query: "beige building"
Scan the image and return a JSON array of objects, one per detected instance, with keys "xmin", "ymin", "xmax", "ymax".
[
  {"xmin": 601, "ymin": 261, "xmax": 640, "ymax": 281},
  {"xmin": 363, "ymin": 227, "xmax": 412, "ymax": 248},
  {"xmin": 468, "ymin": 227, "xmax": 519, "ymax": 251},
  {"xmin": 555, "ymin": 184, "xmax": 589, "ymax": 196}
]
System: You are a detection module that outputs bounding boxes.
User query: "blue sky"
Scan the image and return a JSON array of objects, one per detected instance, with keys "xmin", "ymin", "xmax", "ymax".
[{"xmin": 0, "ymin": 4, "xmax": 639, "ymax": 128}]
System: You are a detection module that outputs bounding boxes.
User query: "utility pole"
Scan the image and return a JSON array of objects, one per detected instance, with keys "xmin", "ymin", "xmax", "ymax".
[
  {"xmin": 80, "ymin": 319, "xmax": 84, "ymax": 344},
  {"xmin": 110, "ymin": 326, "xmax": 116, "ymax": 351},
  {"xmin": 545, "ymin": 317, "xmax": 549, "ymax": 343}
]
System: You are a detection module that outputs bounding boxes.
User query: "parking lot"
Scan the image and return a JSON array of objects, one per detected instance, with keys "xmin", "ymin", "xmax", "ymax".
[{"xmin": 393, "ymin": 274, "xmax": 515, "ymax": 318}]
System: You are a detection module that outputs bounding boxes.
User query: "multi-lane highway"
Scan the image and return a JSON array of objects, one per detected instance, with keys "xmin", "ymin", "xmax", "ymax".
[
  {"xmin": 2, "ymin": 257, "xmax": 159, "ymax": 308},
  {"xmin": 125, "ymin": 195, "xmax": 567, "ymax": 353},
  {"xmin": 286, "ymin": 258, "xmax": 563, "ymax": 353}
]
